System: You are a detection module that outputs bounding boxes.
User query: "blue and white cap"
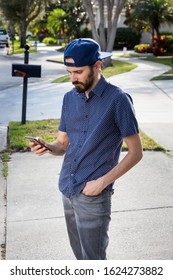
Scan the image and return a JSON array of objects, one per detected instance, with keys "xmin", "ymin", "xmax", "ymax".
[{"xmin": 64, "ymin": 38, "xmax": 112, "ymax": 67}]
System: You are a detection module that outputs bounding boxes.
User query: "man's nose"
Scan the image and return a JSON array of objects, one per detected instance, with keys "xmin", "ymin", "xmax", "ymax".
[{"xmin": 70, "ymin": 73, "xmax": 77, "ymax": 83}]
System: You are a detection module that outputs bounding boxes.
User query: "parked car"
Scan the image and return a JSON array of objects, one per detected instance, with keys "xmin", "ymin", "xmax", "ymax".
[{"xmin": 0, "ymin": 28, "xmax": 9, "ymax": 47}]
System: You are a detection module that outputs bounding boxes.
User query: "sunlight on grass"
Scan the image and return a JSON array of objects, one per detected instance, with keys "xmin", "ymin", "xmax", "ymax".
[
  {"xmin": 7, "ymin": 120, "xmax": 165, "ymax": 153},
  {"xmin": 8, "ymin": 119, "xmax": 59, "ymax": 151},
  {"xmin": 52, "ymin": 60, "xmax": 137, "ymax": 83},
  {"xmin": 143, "ymin": 56, "xmax": 173, "ymax": 80}
]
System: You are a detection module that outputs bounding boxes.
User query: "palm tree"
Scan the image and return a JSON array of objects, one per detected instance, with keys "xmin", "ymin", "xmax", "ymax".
[
  {"xmin": 47, "ymin": 8, "xmax": 67, "ymax": 41},
  {"xmin": 127, "ymin": 0, "xmax": 173, "ymax": 45}
]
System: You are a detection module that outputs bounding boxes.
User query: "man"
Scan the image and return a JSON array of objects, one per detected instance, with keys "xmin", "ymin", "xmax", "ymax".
[{"xmin": 30, "ymin": 38, "xmax": 143, "ymax": 260}]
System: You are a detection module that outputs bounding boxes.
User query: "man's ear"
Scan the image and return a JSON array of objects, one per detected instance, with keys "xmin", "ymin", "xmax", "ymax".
[{"xmin": 95, "ymin": 61, "xmax": 103, "ymax": 72}]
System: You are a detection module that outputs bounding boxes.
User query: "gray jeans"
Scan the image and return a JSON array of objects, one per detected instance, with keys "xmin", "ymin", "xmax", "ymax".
[{"xmin": 62, "ymin": 189, "xmax": 113, "ymax": 260}]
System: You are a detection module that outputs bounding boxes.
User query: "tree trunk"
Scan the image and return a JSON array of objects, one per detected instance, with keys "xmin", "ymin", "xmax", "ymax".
[
  {"xmin": 98, "ymin": 0, "xmax": 106, "ymax": 50},
  {"xmin": 82, "ymin": 0, "xmax": 127, "ymax": 66},
  {"xmin": 20, "ymin": 18, "xmax": 27, "ymax": 48},
  {"xmin": 106, "ymin": 0, "xmax": 126, "ymax": 52},
  {"xmin": 82, "ymin": 0, "xmax": 100, "ymax": 43},
  {"xmin": 155, "ymin": 26, "xmax": 161, "ymax": 46},
  {"xmin": 107, "ymin": 0, "xmax": 115, "ymax": 44}
]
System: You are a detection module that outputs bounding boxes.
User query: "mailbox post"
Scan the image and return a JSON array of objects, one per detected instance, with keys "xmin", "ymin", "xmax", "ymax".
[
  {"xmin": 22, "ymin": 44, "xmax": 30, "ymax": 124},
  {"xmin": 12, "ymin": 44, "xmax": 41, "ymax": 124}
]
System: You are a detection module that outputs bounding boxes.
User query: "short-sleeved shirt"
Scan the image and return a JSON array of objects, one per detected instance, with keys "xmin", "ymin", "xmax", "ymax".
[{"xmin": 58, "ymin": 76, "xmax": 139, "ymax": 198}]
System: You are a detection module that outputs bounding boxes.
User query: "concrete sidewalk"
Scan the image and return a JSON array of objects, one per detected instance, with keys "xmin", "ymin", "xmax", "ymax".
[
  {"xmin": 0, "ymin": 54, "xmax": 173, "ymax": 260},
  {"xmin": 5, "ymin": 151, "xmax": 173, "ymax": 260}
]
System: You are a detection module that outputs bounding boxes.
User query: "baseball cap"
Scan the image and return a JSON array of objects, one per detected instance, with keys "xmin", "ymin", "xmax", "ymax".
[{"xmin": 64, "ymin": 38, "xmax": 112, "ymax": 67}]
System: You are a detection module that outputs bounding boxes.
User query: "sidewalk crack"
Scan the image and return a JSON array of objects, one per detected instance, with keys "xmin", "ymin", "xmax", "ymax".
[{"xmin": 112, "ymin": 205, "xmax": 173, "ymax": 215}]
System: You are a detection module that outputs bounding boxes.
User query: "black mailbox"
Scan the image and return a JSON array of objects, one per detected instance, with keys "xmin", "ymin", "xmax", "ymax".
[{"xmin": 12, "ymin": 64, "xmax": 41, "ymax": 78}]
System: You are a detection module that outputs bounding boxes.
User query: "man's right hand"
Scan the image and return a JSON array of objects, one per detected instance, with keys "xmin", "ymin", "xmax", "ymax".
[{"xmin": 29, "ymin": 138, "xmax": 50, "ymax": 156}]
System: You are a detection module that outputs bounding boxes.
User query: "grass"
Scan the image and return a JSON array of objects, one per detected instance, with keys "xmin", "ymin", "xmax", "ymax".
[
  {"xmin": 52, "ymin": 59, "xmax": 137, "ymax": 83},
  {"xmin": 151, "ymin": 75, "xmax": 173, "ymax": 81},
  {"xmin": 143, "ymin": 56, "xmax": 173, "ymax": 80},
  {"xmin": 104, "ymin": 59, "xmax": 137, "ymax": 77},
  {"xmin": 52, "ymin": 75, "xmax": 70, "ymax": 83},
  {"xmin": 7, "ymin": 119, "xmax": 60, "ymax": 152},
  {"xmin": 115, "ymin": 52, "xmax": 173, "ymax": 80},
  {"xmin": 10, "ymin": 40, "xmax": 37, "ymax": 54},
  {"xmin": 1, "ymin": 152, "xmax": 10, "ymax": 177},
  {"xmin": 6, "ymin": 119, "xmax": 165, "ymax": 153}
]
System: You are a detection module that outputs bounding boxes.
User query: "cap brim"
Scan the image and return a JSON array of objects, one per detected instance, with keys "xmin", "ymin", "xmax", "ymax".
[{"xmin": 100, "ymin": 52, "xmax": 112, "ymax": 60}]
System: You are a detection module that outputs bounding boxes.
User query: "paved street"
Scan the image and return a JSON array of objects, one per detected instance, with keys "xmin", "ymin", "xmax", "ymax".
[
  {"xmin": 0, "ymin": 45, "xmax": 67, "ymax": 91},
  {"xmin": 0, "ymin": 45, "xmax": 68, "ymax": 138}
]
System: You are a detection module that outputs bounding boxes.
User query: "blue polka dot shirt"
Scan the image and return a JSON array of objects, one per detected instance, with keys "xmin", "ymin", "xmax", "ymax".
[{"xmin": 58, "ymin": 76, "xmax": 139, "ymax": 197}]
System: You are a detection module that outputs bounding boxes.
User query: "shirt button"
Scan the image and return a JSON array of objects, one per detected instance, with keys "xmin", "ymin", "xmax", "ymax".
[{"xmin": 71, "ymin": 173, "xmax": 74, "ymax": 177}]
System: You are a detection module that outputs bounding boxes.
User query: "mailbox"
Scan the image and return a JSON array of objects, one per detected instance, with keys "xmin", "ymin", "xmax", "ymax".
[{"xmin": 12, "ymin": 64, "xmax": 41, "ymax": 78}]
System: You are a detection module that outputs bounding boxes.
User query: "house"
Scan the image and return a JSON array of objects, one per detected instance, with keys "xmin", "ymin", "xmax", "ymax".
[{"xmin": 92, "ymin": 0, "xmax": 173, "ymax": 44}]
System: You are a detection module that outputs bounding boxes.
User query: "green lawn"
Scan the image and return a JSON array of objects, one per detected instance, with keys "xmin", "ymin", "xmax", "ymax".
[
  {"xmin": 52, "ymin": 59, "xmax": 137, "ymax": 83},
  {"xmin": 143, "ymin": 56, "xmax": 173, "ymax": 80},
  {"xmin": 7, "ymin": 119, "xmax": 59, "ymax": 152},
  {"xmin": 7, "ymin": 119, "xmax": 165, "ymax": 153},
  {"xmin": 10, "ymin": 40, "xmax": 37, "ymax": 54}
]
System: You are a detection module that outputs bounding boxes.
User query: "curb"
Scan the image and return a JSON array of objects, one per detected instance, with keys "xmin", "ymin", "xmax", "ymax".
[
  {"xmin": 0, "ymin": 126, "xmax": 7, "ymax": 259},
  {"xmin": 0, "ymin": 159, "xmax": 7, "ymax": 260},
  {"xmin": 0, "ymin": 126, "xmax": 7, "ymax": 152}
]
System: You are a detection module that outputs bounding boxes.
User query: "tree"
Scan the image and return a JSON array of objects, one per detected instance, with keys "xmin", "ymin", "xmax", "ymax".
[
  {"xmin": 0, "ymin": 0, "xmax": 47, "ymax": 47},
  {"xmin": 30, "ymin": 0, "xmax": 88, "ymax": 43},
  {"xmin": 82, "ymin": 0, "xmax": 127, "ymax": 64},
  {"xmin": 47, "ymin": 8, "xmax": 67, "ymax": 39},
  {"xmin": 126, "ymin": 0, "xmax": 173, "ymax": 45},
  {"xmin": 49, "ymin": 0, "xmax": 88, "ymax": 41}
]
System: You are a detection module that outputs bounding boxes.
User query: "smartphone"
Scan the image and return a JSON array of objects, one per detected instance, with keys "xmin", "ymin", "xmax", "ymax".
[{"xmin": 25, "ymin": 136, "xmax": 52, "ymax": 151}]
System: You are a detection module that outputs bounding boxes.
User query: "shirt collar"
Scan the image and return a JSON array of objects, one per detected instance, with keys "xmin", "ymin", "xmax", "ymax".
[
  {"xmin": 74, "ymin": 75, "xmax": 108, "ymax": 98},
  {"xmin": 92, "ymin": 75, "xmax": 107, "ymax": 97}
]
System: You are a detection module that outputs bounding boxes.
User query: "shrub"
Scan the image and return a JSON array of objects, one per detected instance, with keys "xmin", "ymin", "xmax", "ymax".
[
  {"xmin": 42, "ymin": 37, "xmax": 57, "ymax": 46},
  {"xmin": 164, "ymin": 35, "xmax": 173, "ymax": 53},
  {"xmin": 114, "ymin": 27, "xmax": 141, "ymax": 50},
  {"xmin": 160, "ymin": 31, "xmax": 172, "ymax": 36},
  {"xmin": 36, "ymin": 29, "xmax": 50, "ymax": 42},
  {"xmin": 134, "ymin": 44, "xmax": 152, "ymax": 53},
  {"xmin": 152, "ymin": 34, "xmax": 173, "ymax": 55},
  {"xmin": 134, "ymin": 34, "xmax": 173, "ymax": 56}
]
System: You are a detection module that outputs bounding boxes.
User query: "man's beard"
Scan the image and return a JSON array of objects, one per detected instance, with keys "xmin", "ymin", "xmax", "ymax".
[{"xmin": 72, "ymin": 68, "xmax": 94, "ymax": 93}]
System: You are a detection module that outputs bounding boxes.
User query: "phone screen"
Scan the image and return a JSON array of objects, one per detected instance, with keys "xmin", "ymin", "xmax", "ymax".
[{"xmin": 25, "ymin": 136, "xmax": 52, "ymax": 151}]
